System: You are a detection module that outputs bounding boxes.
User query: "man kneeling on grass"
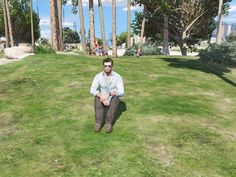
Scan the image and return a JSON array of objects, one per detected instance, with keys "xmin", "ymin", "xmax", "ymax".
[{"xmin": 90, "ymin": 57, "xmax": 124, "ymax": 133}]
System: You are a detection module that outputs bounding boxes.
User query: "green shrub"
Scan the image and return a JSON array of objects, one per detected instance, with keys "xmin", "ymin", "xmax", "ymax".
[
  {"xmin": 35, "ymin": 44, "xmax": 55, "ymax": 54},
  {"xmin": 0, "ymin": 50, "xmax": 4, "ymax": 58},
  {"xmin": 124, "ymin": 42, "xmax": 161, "ymax": 56},
  {"xmin": 199, "ymin": 42, "xmax": 236, "ymax": 65}
]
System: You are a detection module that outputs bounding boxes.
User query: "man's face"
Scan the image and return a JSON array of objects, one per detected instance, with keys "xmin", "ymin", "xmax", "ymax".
[{"xmin": 103, "ymin": 62, "xmax": 112, "ymax": 73}]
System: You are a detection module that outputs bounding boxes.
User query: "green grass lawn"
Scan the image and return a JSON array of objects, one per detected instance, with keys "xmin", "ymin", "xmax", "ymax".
[{"xmin": 0, "ymin": 54, "xmax": 236, "ymax": 177}]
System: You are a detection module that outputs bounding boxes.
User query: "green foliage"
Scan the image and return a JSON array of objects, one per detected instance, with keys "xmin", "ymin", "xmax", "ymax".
[
  {"xmin": 0, "ymin": 50, "xmax": 4, "ymax": 58},
  {"xmin": 227, "ymin": 32, "xmax": 236, "ymax": 43},
  {"xmin": 124, "ymin": 41, "xmax": 161, "ymax": 56},
  {"xmin": 35, "ymin": 44, "xmax": 55, "ymax": 54},
  {"xmin": 116, "ymin": 32, "xmax": 133, "ymax": 46},
  {"xmin": 199, "ymin": 42, "xmax": 236, "ymax": 65},
  {"xmin": 0, "ymin": 0, "xmax": 40, "ymax": 44},
  {"xmin": 63, "ymin": 27, "xmax": 80, "ymax": 43},
  {"xmin": 132, "ymin": 0, "xmax": 231, "ymax": 52}
]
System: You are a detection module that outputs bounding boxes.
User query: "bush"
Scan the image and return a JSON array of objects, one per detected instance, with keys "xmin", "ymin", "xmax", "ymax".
[
  {"xmin": 35, "ymin": 44, "xmax": 55, "ymax": 54},
  {"xmin": 124, "ymin": 42, "xmax": 161, "ymax": 56},
  {"xmin": 0, "ymin": 50, "xmax": 4, "ymax": 58},
  {"xmin": 199, "ymin": 42, "xmax": 236, "ymax": 66}
]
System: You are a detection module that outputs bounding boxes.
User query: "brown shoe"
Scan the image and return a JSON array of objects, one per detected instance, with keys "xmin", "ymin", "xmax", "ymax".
[
  {"xmin": 105, "ymin": 124, "xmax": 113, "ymax": 133},
  {"xmin": 95, "ymin": 123, "xmax": 102, "ymax": 132}
]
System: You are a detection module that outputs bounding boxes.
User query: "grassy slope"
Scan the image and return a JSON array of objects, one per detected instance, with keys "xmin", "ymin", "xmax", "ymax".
[{"xmin": 0, "ymin": 54, "xmax": 236, "ymax": 177}]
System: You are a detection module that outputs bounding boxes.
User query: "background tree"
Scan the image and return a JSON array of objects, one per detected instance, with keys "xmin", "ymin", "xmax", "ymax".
[
  {"xmin": 1, "ymin": 0, "xmax": 9, "ymax": 47},
  {"xmin": 50, "ymin": 0, "xmax": 60, "ymax": 51},
  {"xmin": 112, "ymin": 0, "xmax": 117, "ymax": 57},
  {"xmin": 71, "ymin": 0, "xmax": 86, "ymax": 52},
  {"xmin": 127, "ymin": 0, "xmax": 131, "ymax": 48},
  {"xmin": 216, "ymin": 0, "xmax": 223, "ymax": 44},
  {"xmin": 132, "ymin": 0, "xmax": 231, "ymax": 56},
  {"xmin": 89, "ymin": 0, "xmax": 96, "ymax": 55},
  {"xmin": 0, "ymin": 0, "xmax": 40, "ymax": 45},
  {"xmin": 30, "ymin": 0, "xmax": 35, "ymax": 51},
  {"xmin": 116, "ymin": 32, "xmax": 133, "ymax": 46},
  {"xmin": 98, "ymin": 0, "xmax": 107, "ymax": 51},
  {"xmin": 78, "ymin": 0, "xmax": 86, "ymax": 52},
  {"xmin": 63, "ymin": 27, "xmax": 80, "ymax": 43},
  {"xmin": 162, "ymin": 14, "xmax": 169, "ymax": 55},
  {"xmin": 5, "ymin": 0, "xmax": 14, "ymax": 46}
]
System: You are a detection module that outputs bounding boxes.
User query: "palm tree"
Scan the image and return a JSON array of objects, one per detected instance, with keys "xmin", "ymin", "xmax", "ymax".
[
  {"xmin": 112, "ymin": 0, "xmax": 117, "ymax": 57},
  {"xmin": 50, "ymin": 0, "xmax": 60, "ymax": 51},
  {"xmin": 127, "ymin": 0, "xmax": 131, "ymax": 48},
  {"xmin": 89, "ymin": 0, "xmax": 95, "ymax": 55},
  {"xmin": 98, "ymin": 0, "xmax": 107, "ymax": 51},
  {"xmin": 2, "ymin": 0, "xmax": 9, "ymax": 47},
  {"xmin": 30, "ymin": 0, "xmax": 35, "ymax": 52},
  {"xmin": 137, "ymin": 4, "xmax": 146, "ymax": 57},
  {"xmin": 58, "ymin": 0, "xmax": 63, "ymax": 51},
  {"xmin": 78, "ymin": 0, "xmax": 86, "ymax": 52},
  {"xmin": 5, "ymin": 0, "xmax": 14, "ymax": 47},
  {"xmin": 216, "ymin": 0, "xmax": 223, "ymax": 44},
  {"xmin": 162, "ymin": 14, "xmax": 169, "ymax": 55}
]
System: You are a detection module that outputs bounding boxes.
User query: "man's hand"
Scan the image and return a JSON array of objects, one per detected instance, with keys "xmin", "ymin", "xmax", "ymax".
[
  {"xmin": 110, "ymin": 90, "xmax": 116, "ymax": 96},
  {"xmin": 99, "ymin": 93, "xmax": 109, "ymax": 102}
]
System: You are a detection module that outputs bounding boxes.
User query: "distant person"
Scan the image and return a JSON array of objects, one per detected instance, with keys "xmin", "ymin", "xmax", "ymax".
[{"xmin": 90, "ymin": 57, "xmax": 124, "ymax": 133}]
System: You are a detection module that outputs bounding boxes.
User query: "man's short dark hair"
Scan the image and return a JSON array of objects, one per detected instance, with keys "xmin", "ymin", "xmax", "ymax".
[{"xmin": 103, "ymin": 57, "xmax": 113, "ymax": 66}]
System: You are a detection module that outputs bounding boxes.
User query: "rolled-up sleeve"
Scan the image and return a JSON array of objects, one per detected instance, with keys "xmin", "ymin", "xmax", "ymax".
[
  {"xmin": 90, "ymin": 76, "xmax": 99, "ymax": 96},
  {"xmin": 116, "ymin": 77, "xmax": 124, "ymax": 97}
]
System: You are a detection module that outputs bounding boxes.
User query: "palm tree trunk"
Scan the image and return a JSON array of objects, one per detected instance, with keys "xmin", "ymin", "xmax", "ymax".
[
  {"xmin": 112, "ymin": 0, "xmax": 117, "ymax": 57},
  {"xmin": 162, "ymin": 14, "xmax": 169, "ymax": 55},
  {"xmin": 50, "ymin": 0, "xmax": 60, "ymax": 51},
  {"xmin": 5, "ymin": 0, "xmax": 14, "ymax": 47},
  {"xmin": 30, "ymin": 0, "xmax": 35, "ymax": 52},
  {"xmin": 89, "ymin": 0, "xmax": 95, "ymax": 55},
  {"xmin": 58, "ymin": 0, "xmax": 63, "ymax": 51},
  {"xmin": 78, "ymin": 0, "xmax": 86, "ymax": 52},
  {"xmin": 137, "ymin": 4, "xmax": 146, "ymax": 57},
  {"xmin": 98, "ymin": 0, "xmax": 107, "ymax": 51},
  {"xmin": 216, "ymin": 0, "xmax": 223, "ymax": 44},
  {"xmin": 127, "ymin": 0, "xmax": 131, "ymax": 48},
  {"xmin": 2, "ymin": 0, "xmax": 9, "ymax": 47}
]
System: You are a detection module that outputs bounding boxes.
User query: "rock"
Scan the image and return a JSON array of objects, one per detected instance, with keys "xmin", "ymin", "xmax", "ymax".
[{"xmin": 4, "ymin": 44, "xmax": 33, "ymax": 59}]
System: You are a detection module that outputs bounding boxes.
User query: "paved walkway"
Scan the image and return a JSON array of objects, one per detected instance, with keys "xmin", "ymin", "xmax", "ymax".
[{"xmin": 0, "ymin": 53, "xmax": 34, "ymax": 65}]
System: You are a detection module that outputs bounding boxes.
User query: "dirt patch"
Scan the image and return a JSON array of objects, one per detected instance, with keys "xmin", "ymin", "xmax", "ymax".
[
  {"xmin": 202, "ymin": 121, "xmax": 236, "ymax": 141},
  {"xmin": 68, "ymin": 81, "xmax": 84, "ymax": 89},
  {"xmin": 0, "ymin": 112, "xmax": 20, "ymax": 139},
  {"xmin": 147, "ymin": 143, "xmax": 174, "ymax": 166}
]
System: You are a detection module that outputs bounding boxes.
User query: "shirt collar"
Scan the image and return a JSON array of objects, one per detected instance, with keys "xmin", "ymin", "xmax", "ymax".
[{"xmin": 102, "ymin": 71, "xmax": 114, "ymax": 76}]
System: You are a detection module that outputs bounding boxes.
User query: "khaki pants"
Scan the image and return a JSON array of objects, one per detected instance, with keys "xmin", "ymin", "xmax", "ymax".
[{"xmin": 94, "ymin": 96, "xmax": 120, "ymax": 124}]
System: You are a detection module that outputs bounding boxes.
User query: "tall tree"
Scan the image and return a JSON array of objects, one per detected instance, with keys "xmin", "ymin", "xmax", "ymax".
[
  {"xmin": 5, "ymin": 0, "xmax": 14, "ymax": 47},
  {"xmin": 30, "ymin": 0, "xmax": 35, "ymax": 52},
  {"xmin": 2, "ymin": 0, "xmax": 9, "ymax": 47},
  {"xmin": 78, "ymin": 0, "xmax": 86, "ymax": 52},
  {"xmin": 71, "ymin": 0, "xmax": 86, "ymax": 52},
  {"xmin": 162, "ymin": 14, "xmax": 169, "ymax": 55},
  {"xmin": 127, "ymin": 0, "xmax": 131, "ymax": 48},
  {"xmin": 98, "ymin": 0, "xmax": 107, "ymax": 51},
  {"xmin": 216, "ymin": 0, "xmax": 223, "ymax": 44},
  {"xmin": 132, "ymin": 0, "xmax": 231, "ymax": 56},
  {"xmin": 89, "ymin": 0, "xmax": 95, "ymax": 55},
  {"xmin": 50, "ymin": 0, "xmax": 60, "ymax": 51},
  {"xmin": 112, "ymin": 0, "xmax": 117, "ymax": 57},
  {"xmin": 0, "ymin": 0, "xmax": 40, "ymax": 44},
  {"xmin": 137, "ymin": 4, "xmax": 146, "ymax": 57},
  {"xmin": 58, "ymin": 0, "xmax": 63, "ymax": 51}
]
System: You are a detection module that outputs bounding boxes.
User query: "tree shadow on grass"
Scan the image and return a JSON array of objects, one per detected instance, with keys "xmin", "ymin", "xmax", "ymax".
[
  {"xmin": 112, "ymin": 101, "xmax": 127, "ymax": 126},
  {"xmin": 160, "ymin": 57, "xmax": 236, "ymax": 87}
]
